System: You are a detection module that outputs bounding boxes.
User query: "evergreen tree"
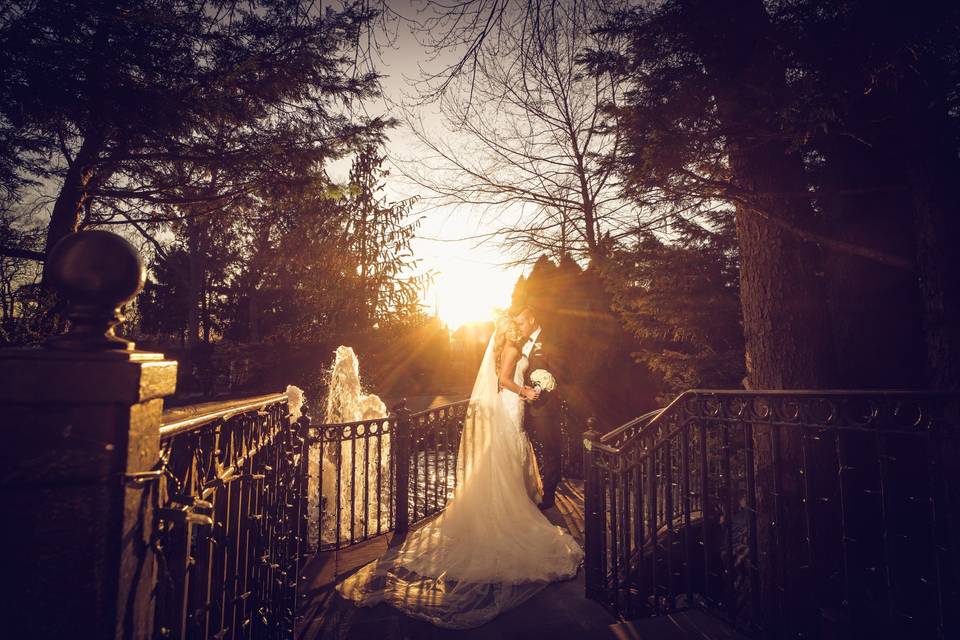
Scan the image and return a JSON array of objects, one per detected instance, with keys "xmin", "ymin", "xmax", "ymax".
[
  {"xmin": 0, "ymin": 0, "xmax": 389, "ymax": 267},
  {"xmin": 604, "ymin": 212, "xmax": 744, "ymax": 398},
  {"xmin": 588, "ymin": 0, "xmax": 960, "ymax": 389},
  {"xmin": 512, "ymin": 254, "xmax": 657, "ymax": 428}
]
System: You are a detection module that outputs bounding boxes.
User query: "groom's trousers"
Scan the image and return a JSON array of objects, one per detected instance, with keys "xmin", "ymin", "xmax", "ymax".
[{"xmin": 527, "ymin": 413, "xmax": 562, "ymax": 504}]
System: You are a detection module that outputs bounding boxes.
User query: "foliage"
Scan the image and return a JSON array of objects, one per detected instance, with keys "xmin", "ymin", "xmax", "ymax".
[
  {"xmin": 0, "ymin": 217, "xmax": 46, "ymax": 344},
  {"xmin": 342, "ymin": 146, "xmax": 424, "ymax": 327},
  {"xmin": 586, "ymin": 0, "xmax": 960, "ymax": 388},
  {"xmin": 603, "ymin": 212, "xmax": 744, "ymax": 396},
  {"xmin": 0, "ymin": 0, "xmax": 390, "ymax": 260},
  {"xmin": 136, "ymin": 143, "xmax": 423, "ymax": 350},
  {"xmin": 511, "ymin": 253, "xmax": 659, "ymax": 426}
]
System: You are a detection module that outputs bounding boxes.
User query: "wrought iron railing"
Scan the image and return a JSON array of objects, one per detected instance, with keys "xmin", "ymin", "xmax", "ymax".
[
  {"xmin": 308, "ymin": 397, "xmax": 580, "ymax": 547},
  {"xmin": 153, "ymin": 393, "xmax": 310, "ymax": 640},
  {"xmin": 584, "ymin": 390, "xmax": 960, "ymax": 639},
  {"xmin": 308, "ymin": 399, "xmax": 470, "ymax": 548},
  {"xmin": 407, "ymin": 401, "xmax": 470, "ymax": 525},
  {"xmin": 309, "ymin": 412, "xmax": 396, "ymax": 550},
  {"xmin": 559, "ymin": 400, "xmax": 585, "ymax": 479}
]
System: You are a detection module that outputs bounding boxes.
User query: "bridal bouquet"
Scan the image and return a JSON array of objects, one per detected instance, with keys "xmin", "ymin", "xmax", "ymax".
[{"xmin": 529, "ymin": 369, "xmax": 556, "ymax": 392}]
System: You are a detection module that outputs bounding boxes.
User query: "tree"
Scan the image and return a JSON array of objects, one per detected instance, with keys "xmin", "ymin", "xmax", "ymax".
[
  {"xmin": 590, "ymin": 4, "xmax": 960, "ymax": 630},
  {"xmin": 343, "ymin": 145, "xmax": 423, "ymax": 327},
  {"xmin": 399, "ymin": 0, "xmax": 630, "ymax": 264},
  {"xmin": 0, "ymin": 216, "xmax": 44, "ymax": 343},
  {"xmin": 604, "ymin": 212, "xmax": 744, "ymax": 399},
  {"xmin": 591, "ymin": 0, "xmax": 960, "ymax": 389},
  {"xmin": 0, "ymin": 0, "xmax": 388, "ymax": 272},
  {"xmin": 590, "ymin": 0, "xmax": 840, "ymax": 390},
  {"xmin": 139, "ymin": 145, "xmax": 423, "ymax": 346},
  {"xmin": 512, "ymin": 253, "xmax": 658, "ymax": 428},
  {"xmin": 783, "ymin": 0, "xmax": 960, "ymax": 388}
]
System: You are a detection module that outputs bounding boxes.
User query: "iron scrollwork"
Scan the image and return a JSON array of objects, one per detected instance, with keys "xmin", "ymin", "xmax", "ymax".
[
  {"xmin": 152, "ymin": 394, "xmax": 309, "ymax": 640},
  {"xmin": 584, "ymin": 390, "xmax": 960, "ymax": 638}
]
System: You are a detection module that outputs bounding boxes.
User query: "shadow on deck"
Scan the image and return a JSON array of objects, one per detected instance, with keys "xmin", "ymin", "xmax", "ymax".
[{"xmin": 296, "ymin": 479, "xmax": 748, "ymax": 640}]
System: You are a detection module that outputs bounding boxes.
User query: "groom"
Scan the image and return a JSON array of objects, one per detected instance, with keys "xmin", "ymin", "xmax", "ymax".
[{"xmin": 515, "ymin": 306, "xmax": 562, "ymax": 510}]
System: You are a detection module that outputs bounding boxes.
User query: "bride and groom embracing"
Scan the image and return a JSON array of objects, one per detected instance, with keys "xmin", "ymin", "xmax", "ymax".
[{"xmin": 336, "ymin": 304, "xmax": 584, "ymax": 629}]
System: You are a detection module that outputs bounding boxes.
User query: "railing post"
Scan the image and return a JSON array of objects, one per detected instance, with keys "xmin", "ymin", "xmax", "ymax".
[
  {"xmin": 583, "ymin": 418, "xmax": 603, "ymax": 599},
  {"xmin": 0, "ymin": 231, "xmax": 177, "ymax": 639},
  {"xmin": 393, "ymin": 399, "xmax": 411, "ymax": 535},
  {"xmin": 294, "ymin": 411, "xmax": 312, "ymax": 627}
]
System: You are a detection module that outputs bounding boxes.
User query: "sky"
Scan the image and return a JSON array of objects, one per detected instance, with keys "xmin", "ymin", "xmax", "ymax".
[{"xmin": 342, "ymin": 5, "xmax": 528, "ymax": 330}]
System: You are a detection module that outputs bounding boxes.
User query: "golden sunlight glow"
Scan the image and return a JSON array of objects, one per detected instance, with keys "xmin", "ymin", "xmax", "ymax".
[{"xmin": 427, "ymin": 254, "xmax": 519, "ymax": 331}]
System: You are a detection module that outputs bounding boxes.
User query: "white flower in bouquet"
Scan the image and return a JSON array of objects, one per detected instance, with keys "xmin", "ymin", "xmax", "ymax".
[{"xmin": 529, "ymin": 369, "xmax": 556, "ymax": 392}]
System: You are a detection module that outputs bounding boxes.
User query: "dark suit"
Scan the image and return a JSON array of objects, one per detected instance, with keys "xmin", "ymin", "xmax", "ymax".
[{"xmin": 524, "ymin": 329, "xmax": 562, "ymax": 506}]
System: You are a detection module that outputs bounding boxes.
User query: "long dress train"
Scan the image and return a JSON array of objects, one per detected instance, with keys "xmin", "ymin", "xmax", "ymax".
[{"xmin": 335, "ymin": 334, "xmax": 583, "ymax": 629}]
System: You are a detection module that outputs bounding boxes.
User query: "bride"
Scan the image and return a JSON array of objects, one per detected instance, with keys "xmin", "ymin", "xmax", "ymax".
[{"xmin": 336, "ymin": 309, "xmax": 584, "ymax": 629}]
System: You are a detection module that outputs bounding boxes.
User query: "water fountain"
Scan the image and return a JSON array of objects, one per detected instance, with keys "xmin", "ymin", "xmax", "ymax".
[{"xmin": 308, "ymin": 346, "xmax": 390, "ymax": 548}]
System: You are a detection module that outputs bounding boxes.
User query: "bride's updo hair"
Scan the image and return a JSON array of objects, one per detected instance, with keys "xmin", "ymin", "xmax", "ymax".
[{"xmin": 493, "ymin": 311, "xmax": 523, "ymax": 373}]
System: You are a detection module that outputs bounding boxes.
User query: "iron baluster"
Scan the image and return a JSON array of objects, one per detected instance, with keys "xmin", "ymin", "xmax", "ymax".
[
  {"xmin": 583, "ymin": 424, "xmax": 603, "ymax": 599},
  {"xmin": 393, "ymin": 401, "xmax": 411, "ymax": 534},
  {"xmin": 664, "ymin": 439, "xmax": 675, "ymax": 607},
  {"xmin": 681, "ymin": 422, "xmax": 693, "ymax": 608},
  {"xmin": 335, "ymin": 435, "xmax": 343, "ymax": 549},
  {"xmin": 434, "ymin": 425, "xmax": 441, "ymax": 515},
  {"xmin": 924, "ymin": 425, "xmax": 949, "ymax": 637},
  {"xmin": 632, "ymin": 460, "xmax": 644, "ymax": 616},
  {"xmin": 720, "ymin": 423, "xmax": 735, "ymax": 621},
  {"xmin": 350, "ymin": 432, "xmax": 356, "ymax": 545},
  {"xmin": 769, "ymin": 414, "xmax": 786, "ymax": 628},
  {"xmin": 648, "ymin": 446, "xmax": 658, "ymax": 614},
  {"xmin": 363, "ymin": 427, "xmax": 370, "ymax": 540},
  {"xmin": 376, "ymin": 423, "xmax": 383, "ymax": 536},
  {"xmin": 876, "ymin": 431, "xmax": 897, "ymax": 625},
  {"xmin": 743, "ymin": 421, "xmax": 761, "ymax": 627},
  {"xmin": 609, "ymin": 463, "xmax": 620, "ymax": 614},
  {"xmin": 700, "ymin": 421, "xmax": 712, "ymax": 609},
  {"xmin": 412, "ymin": 426, "xmax": 420, "ymax": 523},
  {"xmin": 443, "ymin": 427, "xmax": 450, "ymax": 507},
  {"xmin": 317, "ymin": 429, "xmax": 325, "ymax": 550}
]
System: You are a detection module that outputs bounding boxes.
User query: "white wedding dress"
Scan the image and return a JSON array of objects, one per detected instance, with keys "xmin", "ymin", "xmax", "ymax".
[{"xmin": 335, "ymin": 333, "xmax": 584, "ymax": 628}]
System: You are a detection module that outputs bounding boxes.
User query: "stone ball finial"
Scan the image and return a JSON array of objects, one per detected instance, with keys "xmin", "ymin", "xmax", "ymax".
[{"xmin": 45, "ymin": 230, "xmax": 145, "ymax": 351}]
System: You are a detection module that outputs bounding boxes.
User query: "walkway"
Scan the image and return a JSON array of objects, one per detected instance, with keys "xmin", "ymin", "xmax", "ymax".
[
  {"xmin": 296, "ymin": 479, "xmax": 611, "ymax": 639},
  {"xmin": 296, "ymin": 481, "xmax": 748, "ymax": 640}
]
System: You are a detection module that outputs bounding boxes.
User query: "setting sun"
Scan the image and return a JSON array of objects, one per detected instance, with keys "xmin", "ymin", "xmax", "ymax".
[{"xmin": 426, "ymin": 254, "xmax": 520, "ymax": 330}]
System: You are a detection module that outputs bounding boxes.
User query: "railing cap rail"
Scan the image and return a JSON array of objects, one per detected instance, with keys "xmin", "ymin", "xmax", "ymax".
[
  {"xmin": 598, "ymin": 388, "xmax": 960, "ymax": 451},
  {"xmin": 410, "ymin": 398, "xmax": 470, "ymax": 417},
  {"xmin": 317, "ymin": 398, "xmax": 470, "ymax": 431},
  {"xmin": 599, "ymin": 407, "xmax": 665, "ymax": 445},
  {"xmin": 160, "ymin": 392, "xmax": 288, "ymax": 439}
]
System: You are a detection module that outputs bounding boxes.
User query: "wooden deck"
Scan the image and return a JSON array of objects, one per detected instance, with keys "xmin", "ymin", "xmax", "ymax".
[{"xmin": 296, "ymin": 479, "xmax": 749, "ymax": 640}]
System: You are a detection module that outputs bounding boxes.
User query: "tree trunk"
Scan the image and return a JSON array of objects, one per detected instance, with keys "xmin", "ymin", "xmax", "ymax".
[
  {"xmin": 689, "ymin": 0, "xmax": 836, "ymax": 389},
  {"xmin": 186, "ymin": 217, "xmax": 204, "ymax": 349},
  {"xmin": 42, "ymin": 134, "xmax": 103, "ymax": 277},
  {"xmin": 248, "ymin": 223, "xmax": 272, "ymax": 343},
  {"xmin": 819, "ymin": 134, "xmax": 924, "ymax": 388},
  {"xmin": 248, "ymin": 282, "xmax": 262, "ymax": 343},
  {"xmin": 201, "ymin": 272, "xmax": 210, "ymax": 343},
  {"xmin": 685, "ymin": 1, "xmax": 835, "ymax": 633},
  {"xmin": 898, "ymin": 95, "xmax": 960, "ymax": 390}
]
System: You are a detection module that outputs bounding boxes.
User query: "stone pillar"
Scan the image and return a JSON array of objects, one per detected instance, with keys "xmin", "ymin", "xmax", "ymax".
[{"xmin": 0, "ymin": 231, "xmax": 177, "ymax": 639}]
